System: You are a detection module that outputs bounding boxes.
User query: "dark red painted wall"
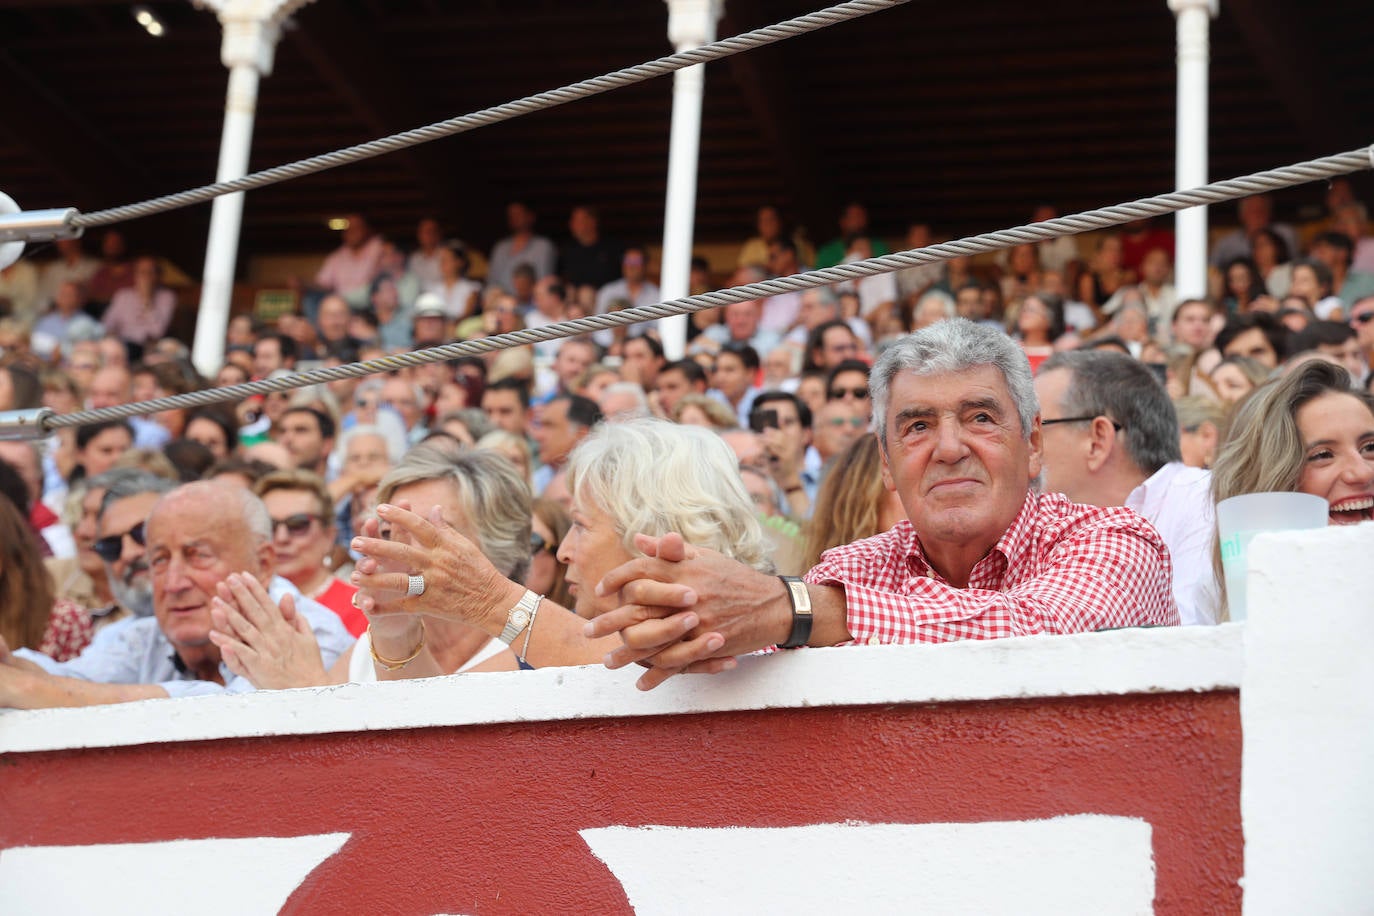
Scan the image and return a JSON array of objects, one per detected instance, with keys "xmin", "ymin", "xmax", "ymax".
[{"xmin": 0, "ymin": 691, "xmax": 1241, "ymax": 914}]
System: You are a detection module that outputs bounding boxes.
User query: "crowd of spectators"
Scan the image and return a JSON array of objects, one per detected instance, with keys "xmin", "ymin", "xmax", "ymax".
[{"xmin": 0, "ymin": 181, "xmax": 1371, "ymax": 706}]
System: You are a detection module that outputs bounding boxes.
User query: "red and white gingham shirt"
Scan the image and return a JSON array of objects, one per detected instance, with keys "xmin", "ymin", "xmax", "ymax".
[{"xmin": 805, "ymin": 491, "xmax": 1179, "ymax": 645}]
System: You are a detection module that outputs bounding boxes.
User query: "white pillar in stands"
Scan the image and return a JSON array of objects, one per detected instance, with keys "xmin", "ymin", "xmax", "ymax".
[
  {"xmin": 190, "ymin": 0, "xmax": 315, "ymax": 378},
  {"xmin": 1169, "ymin": 0, "xmax": 1217, "ymax": 301},
  {"xmin": 658, "ymin": 0, "xmax": 723, "ymax": 360}
]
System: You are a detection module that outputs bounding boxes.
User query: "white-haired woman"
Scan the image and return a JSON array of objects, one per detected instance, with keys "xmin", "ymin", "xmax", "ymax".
[{"xmin": 343, "ymin": 418, "xmax": 774, "ymax": 674}]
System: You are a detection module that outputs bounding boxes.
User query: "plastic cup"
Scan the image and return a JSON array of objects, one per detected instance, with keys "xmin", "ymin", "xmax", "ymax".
[{"xmin": 1216, "ymin": 492, "xmax": 1328, "ymax": 621}]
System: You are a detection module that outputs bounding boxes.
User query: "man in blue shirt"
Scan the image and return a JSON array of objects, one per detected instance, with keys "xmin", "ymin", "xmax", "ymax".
[{"xmin": 0, "ymin": 480, "xmax": 352, "ymax": 707}]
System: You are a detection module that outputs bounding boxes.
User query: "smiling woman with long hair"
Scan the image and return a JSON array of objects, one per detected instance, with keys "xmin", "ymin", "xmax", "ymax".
[{"xmin": 1210, "ymin": 360, "xmax": 1374, "ymax": 617}]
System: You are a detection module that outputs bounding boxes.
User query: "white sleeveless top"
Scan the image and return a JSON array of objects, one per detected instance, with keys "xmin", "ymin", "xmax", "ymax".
[{"xmin": 347, "ymin": 631, "xmax": 508, "ymax": 683}]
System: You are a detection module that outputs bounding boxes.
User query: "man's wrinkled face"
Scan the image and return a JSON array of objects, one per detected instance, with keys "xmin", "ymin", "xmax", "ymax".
[
  {"xmin": 146, "ymin": 489, "xmax": 271, "ymax": 649},
  {"xmin": 880, "ymin": 366, "xmax": 1040, "ymax": 559}
]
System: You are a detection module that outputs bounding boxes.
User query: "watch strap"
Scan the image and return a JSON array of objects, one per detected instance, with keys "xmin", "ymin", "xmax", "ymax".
[
  {"xmin": 498, "ymin": 589, "xmax": 542, "ymax": 645},
  {"xmin": 777, "ymin": 575, "xmax": 813, "ymax": 649}
]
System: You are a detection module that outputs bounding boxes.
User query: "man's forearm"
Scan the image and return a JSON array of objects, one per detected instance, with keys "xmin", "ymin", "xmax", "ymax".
[{"xmin": 2, "ymin": 668, "xmax": 168, "ymax": 709}]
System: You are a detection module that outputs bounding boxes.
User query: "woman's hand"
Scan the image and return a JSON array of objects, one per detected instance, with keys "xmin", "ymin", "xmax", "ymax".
[
  {"xmin": 208, "ymin": 573, "xmax": 329, "ymax": 689},
  {"xmin": 350, "ymin": 503, "xmax": 522, "ymax": 635}
]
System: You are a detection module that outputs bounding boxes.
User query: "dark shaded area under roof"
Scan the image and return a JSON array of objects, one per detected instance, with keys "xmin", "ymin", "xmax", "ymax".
[{"xmin": 1, "ymin": 0, "xmax": 1370, "ymax": 277}]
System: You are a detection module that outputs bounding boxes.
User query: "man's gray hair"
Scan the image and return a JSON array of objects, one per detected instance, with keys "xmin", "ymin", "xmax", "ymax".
[
  {"xmin": 1040, "ymin": 350, "xmax": 1182, "ymax": 475},
  {"xmin": 599, "ymin": 382, "xmax": 651, "ymax": 420},
  {"xmin": 340, "ymin": 423, "xmax": 406, "ymax": 464},
  {"xmin": 146, "ymin": 481, "xmax": 273, "ymax": 545},
  {"xmin": 802, "ymin": 286, "xmax": 839, "ymax": 310},
  {"xmin": 97, "ymin": 468, "xmax": 177, "ymax": 520},
  {"xmin": 871, "ymin": 319, "xmax": 1038, "ymax": 448}
]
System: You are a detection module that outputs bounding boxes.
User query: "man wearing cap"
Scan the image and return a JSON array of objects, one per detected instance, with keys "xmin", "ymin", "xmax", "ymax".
[{"xmin": 412, "ymin": 292, "xmax": 451, "ymax": 349}]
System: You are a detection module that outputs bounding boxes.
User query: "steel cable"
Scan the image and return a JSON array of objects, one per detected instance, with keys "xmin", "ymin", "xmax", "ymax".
[{"xmin": 39, "ymin": 145, "xmax": 1371, "ymax": 433}]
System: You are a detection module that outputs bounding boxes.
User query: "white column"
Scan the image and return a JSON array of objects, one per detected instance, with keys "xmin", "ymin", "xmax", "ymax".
[
  {"xmin": 658, "ymin": 0, "xmax": 723, "ymax": 360},
  {"xmin": 1169, "ymin": 0, "xmax": 1217, "ymax": 301},
  {"xmin": 190, "ymin": 0, "xmax": 313, "ymax": 378}
]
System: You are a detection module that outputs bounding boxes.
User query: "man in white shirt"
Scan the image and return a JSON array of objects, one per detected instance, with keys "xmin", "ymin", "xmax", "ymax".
[
  {"xmin": 1034, "ymin": 350, "xmax": 1216, "ymax": 625},
  {"xmin": 1, "ymin": 480, "xmax": 351, "ymax": 708}
]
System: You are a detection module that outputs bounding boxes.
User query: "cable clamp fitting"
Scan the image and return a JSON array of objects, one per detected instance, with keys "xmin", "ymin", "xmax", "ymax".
[
  {"xmin": 0, "ymin": 409, "xmax": 56, "ymax": 441},
  {"xmin": 0, "ymin": 208, "xmax": 83, "ymax": 244}
]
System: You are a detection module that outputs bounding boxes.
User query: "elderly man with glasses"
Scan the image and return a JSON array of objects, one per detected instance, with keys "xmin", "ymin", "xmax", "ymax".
[
  {"xmin": 0, "ymin": 479, "xmax": 351, "ymax": 708},
  {"xmin": 1034, "ymin": 350, "xmax": 1217, "ymax": 625}
]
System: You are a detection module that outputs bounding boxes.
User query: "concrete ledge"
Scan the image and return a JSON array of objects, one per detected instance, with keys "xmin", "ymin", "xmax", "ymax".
[{"xmin": 0, "ymin": 623, "xmax": 1242, "ymax": 755}]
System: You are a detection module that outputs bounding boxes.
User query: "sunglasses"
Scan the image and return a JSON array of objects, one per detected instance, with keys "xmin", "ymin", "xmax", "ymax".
[
  {"xmin": 828, "ymin": 386, "xmax": 870, "ymax": 400},
  {"xmin": 825, "ymin": 416, "xmax": 868, "ymax": 429},
  {"xmin": 530, "ymin": 532, "xmax": 557, "ymax": 555},
  {"xmin": 272, "ymin": 513, "xmax": 324, "ymax": 537},
  {"xmin": 93, "ymin": 521, "xmax": 145, "ymax": 563}
]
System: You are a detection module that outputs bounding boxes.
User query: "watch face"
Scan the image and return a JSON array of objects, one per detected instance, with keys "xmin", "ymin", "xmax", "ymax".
[{"xmin": 512, "ymin": 610, "xmax": 531, "ymax": 628}]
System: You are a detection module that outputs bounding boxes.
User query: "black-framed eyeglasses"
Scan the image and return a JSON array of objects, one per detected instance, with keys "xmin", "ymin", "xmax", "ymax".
[
  {"xmin": 93, "ymin": 522, "xmax": 145, "ymax": 563},
  {"xmin": 828, "ymin": 386, "xmax": 870, "ymax": 400},
  {"xmin": 1042, "ymin": 415, "xmax": 1124, "ymax": 431},
  {"xmin": 272, "ymin": 513, "xmax": 324, "ymax": 537},
  {"xmin": 530, "ymin": 532, "xmax": 556, "ymax": 555}
]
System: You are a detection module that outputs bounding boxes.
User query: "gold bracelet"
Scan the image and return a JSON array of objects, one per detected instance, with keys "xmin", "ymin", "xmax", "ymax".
[{"xmin": 368, "ymin": 619, "xmax": 427, "ymax": 671}]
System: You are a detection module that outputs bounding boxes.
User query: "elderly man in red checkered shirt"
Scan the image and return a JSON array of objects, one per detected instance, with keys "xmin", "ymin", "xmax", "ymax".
[{"xmin": 592, "ymin": 318, "xmax": 1179, "ymax": 690}]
